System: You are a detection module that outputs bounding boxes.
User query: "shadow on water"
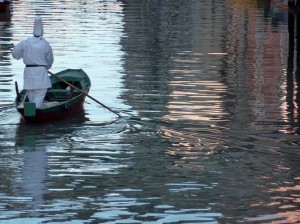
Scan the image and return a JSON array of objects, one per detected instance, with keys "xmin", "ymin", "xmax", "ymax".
[{"xmin": 285, "ymin": 0, "xmax": 300, "ymax": 136}]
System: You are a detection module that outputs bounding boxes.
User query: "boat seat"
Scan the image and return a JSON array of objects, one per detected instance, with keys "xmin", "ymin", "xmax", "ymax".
[
  {"xmin": 44, "ymin": 101, "xmax": 60, "ymax": 107},
  {"xmin": 47, "ymin": 89, "xmax": 81, "ymax": 94},
  {"xmin": 46, "ymin": 89, "xmax": 82, "ymax": 102}
]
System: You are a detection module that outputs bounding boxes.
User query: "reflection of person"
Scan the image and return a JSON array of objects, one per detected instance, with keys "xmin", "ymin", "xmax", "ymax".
[
  {"xmin": 12, "ymin": 16, "xmax": 54, "ymax": 108},
  {"xmin": 15, "ymin": 124, "xmax": 48, "ymax": 211}
]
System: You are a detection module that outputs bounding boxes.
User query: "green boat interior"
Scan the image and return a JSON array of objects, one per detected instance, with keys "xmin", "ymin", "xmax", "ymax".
[{"xmin": 45, "ymin": 81, "xmax": 83, "ymax": 102}]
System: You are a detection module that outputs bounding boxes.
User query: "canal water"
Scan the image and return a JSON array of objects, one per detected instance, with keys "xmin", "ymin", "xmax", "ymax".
[{"xmin": 0, "ymin": 0, "xmax": 299, "ymax": 223}]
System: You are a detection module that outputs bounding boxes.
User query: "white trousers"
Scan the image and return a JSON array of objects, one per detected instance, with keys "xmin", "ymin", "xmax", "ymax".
[{"xmin": 27, "ymin": 89, "xmax": 47, "ymax": 108}]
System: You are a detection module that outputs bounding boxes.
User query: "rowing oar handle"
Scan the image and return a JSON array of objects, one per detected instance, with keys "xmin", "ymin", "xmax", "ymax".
[
  {"xmin": 15, "ymin": 81, "xmax": 21, "ymax": 102},
  {"xmin": 48, "ymin": 71, "xmax": 121, "ymax": 118}
]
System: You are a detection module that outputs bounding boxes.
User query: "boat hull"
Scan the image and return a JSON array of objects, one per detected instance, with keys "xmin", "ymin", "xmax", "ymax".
[
  {"xmin": 17, "ymin": 95, "xmax": 86, "ymax": 122},
  {"xmin": 15, "ymin": 69, "xmax": 91, "ymax": 122}
]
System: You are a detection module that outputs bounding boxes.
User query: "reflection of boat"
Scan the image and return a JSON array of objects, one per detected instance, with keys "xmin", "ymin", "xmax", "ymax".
[
  {"xmin": 15, "ymin": 69, "xmax": 91, "ymax": 122},
  {"xmin": 0, "ymin": 0, "xmax": 10, "ymax": 11}
]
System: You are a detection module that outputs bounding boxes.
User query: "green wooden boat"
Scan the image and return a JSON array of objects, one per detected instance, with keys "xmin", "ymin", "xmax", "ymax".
[{"xmin": 15, "ymin": 69, "xmax": 91, "ymax": 122}]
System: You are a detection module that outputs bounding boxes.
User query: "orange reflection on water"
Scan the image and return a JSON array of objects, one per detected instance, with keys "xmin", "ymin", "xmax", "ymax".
[
  {"xmin": 163, "ymin": 79, "xmax": 228, "ymax": 122},
  {"xmin": 246, "ymin": 211, "xmax": 300, "ymax": 223},
  {"xmin": 271, "ymin": 185, "xmax": 300, "ymax": 192},
  {"xmin": 228, "ymin": 0, "xmax": 258, "ymax": 8}
]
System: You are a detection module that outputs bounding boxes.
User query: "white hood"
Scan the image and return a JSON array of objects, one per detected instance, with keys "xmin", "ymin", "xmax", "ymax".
[{"xmin": 33, "ymin": 16, "xmax": 44, "ymax": 37}]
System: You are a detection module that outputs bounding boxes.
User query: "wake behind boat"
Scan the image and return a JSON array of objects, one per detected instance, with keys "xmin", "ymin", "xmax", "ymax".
[{"xmin": 15, "ymin": 69, "xmax": 91, "ymax": 122}]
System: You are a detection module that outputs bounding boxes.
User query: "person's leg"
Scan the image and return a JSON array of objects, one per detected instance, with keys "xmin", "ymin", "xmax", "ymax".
[
  {"xmin": 26, "ymin": 90, "xmax": 34, "ymax": 103},
  {"xmin": 32, "ymin": 89, "xmax": 47, "ymax": 108}
]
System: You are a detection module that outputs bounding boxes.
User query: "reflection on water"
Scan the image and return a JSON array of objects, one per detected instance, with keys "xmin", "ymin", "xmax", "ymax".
[
  {"xmin": 0, "ymin": 8, "xmax": 13, "ymax": 108},
  {"xmin": 1, "ymin": 0, "xmax": 300, "ymax": 223}
]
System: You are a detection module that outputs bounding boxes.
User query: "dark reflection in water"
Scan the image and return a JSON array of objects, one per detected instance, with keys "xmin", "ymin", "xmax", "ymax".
[
  {"xmin": 0, "ymin": 8, "xmax": 13, "ymax": 108},
  {"xmin": 1, "ymin": 0, "xmax": 300, "ymax": 223}
]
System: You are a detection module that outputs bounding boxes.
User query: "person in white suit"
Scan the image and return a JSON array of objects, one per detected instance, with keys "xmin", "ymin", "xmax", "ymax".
[{"xmin": 12, "ymin": 16, "xmax": 54, "ymax": 108}]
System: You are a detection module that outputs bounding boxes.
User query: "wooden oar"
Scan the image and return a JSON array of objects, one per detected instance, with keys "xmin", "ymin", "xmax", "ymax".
[
  {"xmin": 48, "ymin": 71, "xmax": 121, "ymax": 118},
  {"xmin": 15, "ymin": 81, "xmax": 21, "ymax": 102}
]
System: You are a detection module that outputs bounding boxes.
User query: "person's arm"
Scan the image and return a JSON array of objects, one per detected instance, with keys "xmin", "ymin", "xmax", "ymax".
[
  {"xmin": 46, "ymin": 44, "xmax": 54, "ymax": 69},
  {"xmin": 12, "ymin": 41, "xmax": 24, "ymax": 60}
]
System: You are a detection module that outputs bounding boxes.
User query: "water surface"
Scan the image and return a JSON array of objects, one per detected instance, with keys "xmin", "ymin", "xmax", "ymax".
[{"xmin": 1, "ymin": 0, "xmax": 300, "ymax": 223}]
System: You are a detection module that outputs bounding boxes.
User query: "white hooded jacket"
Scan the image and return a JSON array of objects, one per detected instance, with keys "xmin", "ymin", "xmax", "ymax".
[{"xmin": 12, "ymin": 16, "xmax": 54, "ymax": 90}]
